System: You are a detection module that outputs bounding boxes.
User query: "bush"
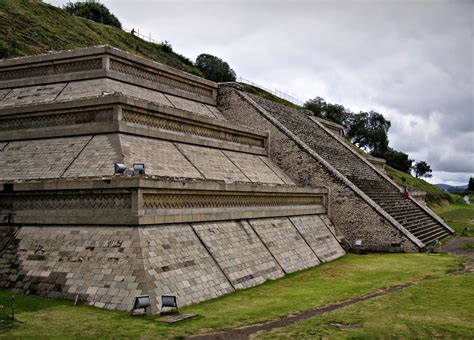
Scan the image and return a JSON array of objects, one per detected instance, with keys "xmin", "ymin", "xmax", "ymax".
[
  {"xmin": 195, "ymin": 53, "xmax": 236, "ymax": 82},
  {"xmin": 63, "ymin": 1, "xmax": 122, "ymax": 29}
]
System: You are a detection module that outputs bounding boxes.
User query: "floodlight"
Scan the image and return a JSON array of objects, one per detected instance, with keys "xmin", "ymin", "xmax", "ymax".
[
  {"xmin": 130, "ymin": 295, "xmax": 151, "ymax": 316},
  {"xmin": 353, "ymin": 239, "xmax": 367, "ymax": 255},
  {"xmin": 114, "ymin": 163, "xmax": 127, "ymax": 175},
  {"xmin": 161, "ymin": 295, "xmax": 177, "ymax": 308},
  {"xmin": 133, "ymin": 163, "xmax": 145, "ymax": 175}
]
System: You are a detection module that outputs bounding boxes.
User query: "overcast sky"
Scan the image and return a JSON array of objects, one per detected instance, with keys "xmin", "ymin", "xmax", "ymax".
[{"xmin": 47, "ymin": 0, "xmax": 473, "ymax": 186}]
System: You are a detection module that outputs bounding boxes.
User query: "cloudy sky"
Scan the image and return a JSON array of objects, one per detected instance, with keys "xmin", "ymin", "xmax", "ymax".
[{"xmin": 47, "ymin": 0, "xmax": 473, "ymax": 186}]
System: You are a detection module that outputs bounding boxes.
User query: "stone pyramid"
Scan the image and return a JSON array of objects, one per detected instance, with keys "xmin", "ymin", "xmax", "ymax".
[{"xmin": 0, "ymin": 46, "xmax": 344, "ymax": 312}]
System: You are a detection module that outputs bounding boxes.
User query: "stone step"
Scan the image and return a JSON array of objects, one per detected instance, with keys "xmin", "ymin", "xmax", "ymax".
[
  {"xmin": 419, "ymin": 229, "xmax": 450, "ymax": 245},
  {"xmin": 403, "ymin": 219, "xmax": 437, "ymax": 230},
  {"xmin": 416, "ymin": 225, "xmax": 447, "ymax": 242},
  {"xmin": 408, "ymin": 222, "xmax": 441, "ymax": 235},
  {"xmin": 396, "ymin": 214, "xmax": 433, "ymax": 225}
]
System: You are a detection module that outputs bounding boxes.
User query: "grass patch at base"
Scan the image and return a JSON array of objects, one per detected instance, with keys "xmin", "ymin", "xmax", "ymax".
[
  {"xmin": 433, "ymin": 203, "xmax": 474, "ymax": 236},
  {"xmin": 0, "ymin": 253, "xmax": 462, "ymax": 338},
  {"xmin": 258, "ymin": 273, "xmax": 474, "ymax": 339}
]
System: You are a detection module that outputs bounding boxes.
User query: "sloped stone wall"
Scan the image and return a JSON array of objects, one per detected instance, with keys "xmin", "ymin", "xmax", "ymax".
[{"xmin": 0, "ymin": 214, "xmax": 344, "ymax": 312}]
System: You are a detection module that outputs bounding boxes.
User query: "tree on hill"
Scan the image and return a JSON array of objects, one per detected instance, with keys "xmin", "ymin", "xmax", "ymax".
[
  {"xmin": 304, "ymin": 97, "xmax": 350, "ymax": 126},
  {"xmin": 63, "ymin": 0, "xmax": 122, "ymax": 29},
  {"xmin": 373, "ymin": 147, "xmax": 413, "ymax": 173},
  {"xmin": 346, "ymin": 110, "xmax": 391, "ymax": 155},
  {"xmin": 412, "ymin": 161, "xmax": 433, "ymax": 178},
  {"xmin": 468, "ymin": 177, "xmax": 474, "ymax": 191},
  {"xmin": 195, "ymin": 54, "xmax": 236, "ymax": 82}
]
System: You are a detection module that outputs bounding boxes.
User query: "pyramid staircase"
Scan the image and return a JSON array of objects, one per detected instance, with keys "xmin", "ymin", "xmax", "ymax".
[{"xmin": 219, "ymin": 89, "xmax": 453, "ymax": 249}]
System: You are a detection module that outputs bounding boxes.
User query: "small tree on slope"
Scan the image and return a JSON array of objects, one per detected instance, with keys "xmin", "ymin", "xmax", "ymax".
[{"xmin": 412, "ymin": 161, "xmax": 433, "ymax": 178}]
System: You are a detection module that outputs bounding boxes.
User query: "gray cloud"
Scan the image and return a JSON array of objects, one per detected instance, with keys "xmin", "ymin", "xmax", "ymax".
[{"xmin": 46, "ymin": 0, "xmax": 473, "ymax": 185}]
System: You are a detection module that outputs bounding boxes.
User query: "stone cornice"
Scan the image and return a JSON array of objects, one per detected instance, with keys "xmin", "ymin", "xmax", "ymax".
[
  {"xmin": 0, "ymin": 94, "xmax": 268, "ymax": 155},
  {"xmin": 0, "ymin": 177, "xmax": 327, "ymax": 225}
]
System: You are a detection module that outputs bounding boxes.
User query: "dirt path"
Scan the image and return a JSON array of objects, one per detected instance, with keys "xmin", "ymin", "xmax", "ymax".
[
  {"xmin": 441, "ymin": 236, "xmax": 474, "ymax": 272},
  {"xmin": 189, "ymin": 278, "xmax": 427, "ymax": 340}
]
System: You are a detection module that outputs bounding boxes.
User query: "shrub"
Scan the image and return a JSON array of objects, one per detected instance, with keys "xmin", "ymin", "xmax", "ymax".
[{"xmin": 63, "ymin": 0, "xmax": 122, "ymax": 29}]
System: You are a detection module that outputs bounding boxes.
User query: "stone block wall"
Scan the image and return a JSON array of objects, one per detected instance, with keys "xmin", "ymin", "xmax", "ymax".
[{"xmin": 0, "ymin": 213, "xmax": 344, "ymax": 312}]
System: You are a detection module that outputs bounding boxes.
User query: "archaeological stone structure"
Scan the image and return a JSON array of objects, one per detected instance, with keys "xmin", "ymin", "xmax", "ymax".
[
  {"xmin": 217, "ymin": 83, "xmax": 453, "ymax": 251},
  {"xmin": 0, "ymin": 46, "xmax": 345, "ymax": 313}
]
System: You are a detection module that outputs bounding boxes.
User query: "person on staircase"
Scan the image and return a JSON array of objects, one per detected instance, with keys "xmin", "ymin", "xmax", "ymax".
[{"xmin": 404, "ymin": 187, "xmax": 411, "ymax": 201}]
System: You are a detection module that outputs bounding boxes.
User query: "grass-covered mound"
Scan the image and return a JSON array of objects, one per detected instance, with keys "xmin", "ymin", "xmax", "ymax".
[{"xmin": 0, "ymin": 0, "xmax": 202, "ymax": 76}]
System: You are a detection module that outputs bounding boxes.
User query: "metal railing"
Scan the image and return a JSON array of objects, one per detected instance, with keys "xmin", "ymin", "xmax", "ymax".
[
  {"xmin": 123, "ymin": 27, "xmax": 161, "ymax": 45},
  {"xmin": 237, "ymin": 77, "xmax": 305, "ymax": 106}
]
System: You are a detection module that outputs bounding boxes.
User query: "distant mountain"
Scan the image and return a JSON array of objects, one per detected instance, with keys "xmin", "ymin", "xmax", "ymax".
[{"xmin": 435, "ymin": 184, "xmax": 468, "ymax": 192}]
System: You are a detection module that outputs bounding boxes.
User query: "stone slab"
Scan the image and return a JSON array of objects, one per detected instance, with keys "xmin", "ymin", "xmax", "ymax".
[
  {"xmin": 224, "ymin": 150, "xmax": 285, "ymax": 184},
  {"xmin": 249, "ymin": 217, "xmax": 320, "ymax": 273},
  {"xmin": 176, "ymin": 144, "xmax": 250, "ymax": 183},
  {"xmin": 0, "ymin": 136, "xmax": 91, "ymax": 180},
  {"xmin": 259, "ymin": 156, "xmax": 295, "ymax": 185},
  {"xmin": 191, "ymin": 220, "xmax": 284, "ymax": 289},
  {"xmin": 57, "ymin": 79, "xmax": 173, "ymax": 107},
  {"xmin": 0, "ymin": 83, "xmax": 67, "ymax": 108},
  {"xmin": 290, "ymin": 215, "xmax": 345, "ymax": 262},
  {"xmin": 119, "ymin": 134, "xmax": 203, "ymax": 179},
  {"xmin": 165, "ymin": 94, "xmax": 216, "ymax": 119},
  {"xmin": 140, "ymin": 224, "xmax": 233, "ymax": 308},
  {"xmin": 62, "ymin": 134, "xmax": 122, "ymax": 178}
]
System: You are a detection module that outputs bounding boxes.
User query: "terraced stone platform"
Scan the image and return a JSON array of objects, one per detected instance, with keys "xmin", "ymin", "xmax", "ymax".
[{"xmin": 0, "ymin": 46, "xmax": 344, "ymax": 312}]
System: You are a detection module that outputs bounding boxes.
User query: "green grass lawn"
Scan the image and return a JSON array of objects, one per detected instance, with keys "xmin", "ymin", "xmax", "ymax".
[
  {"xmin": 0, "ymin": 254, "xmax": 463, "ymax": 338},
  {"xmin": 433, "ymin": 202, "xmax": 474, "ymax": 236},
  {"xmin": 257, "ymin": 273, "xmax": 474, "ymax": 339}
]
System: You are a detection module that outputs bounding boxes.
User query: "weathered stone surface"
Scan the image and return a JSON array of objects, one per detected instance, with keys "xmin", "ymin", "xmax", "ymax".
[
  {"xmin": 165, "ymin": 94, "xmax": 217, "ymax": 119},
  {"xmin": 63, "ymin": 134, "xmax": 122, "ymax": 178},
  {"xmin": 0, "ymin": 83, "xmax": 67, "ymax": 107},
  {"xmin": 57, "ymin": 79, "xmax": 173, "ymax": 107},
  {"xmin": 0, "ymin": 136, "xmax": 91, "ymax": 180},
  {"xmin": 0, "ymin": 225, "xmax": 147, "ymax": 311},
  {"xmin": 249, "ymin": 217, "xmax": 320, "ymax": 273},
  {"xmin": 191, "ymin": 220, "xmax": 285, "ymax": 289},
  {"xmin": 176, "ymin": 144, "xmax": 250, "ymax": 182},
  {"xmin": 224, "ymin": 150, "xmax": 285, "ymax": 184},
  {"xmin": 119, "ymin": 134, "xmax": 203, "ymax": 179},
  {"xmin": 140, "ymin": 224, "xmax": 233, "ymax": 308},
  {"xmin": 290, "ymin": 215, "xmax": 345, "ymax": 262}
]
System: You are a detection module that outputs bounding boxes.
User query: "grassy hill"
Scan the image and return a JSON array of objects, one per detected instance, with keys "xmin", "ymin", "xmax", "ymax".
[{"xmin": 0, "ymin": 0, "xmax": 202, "ymax": 76}]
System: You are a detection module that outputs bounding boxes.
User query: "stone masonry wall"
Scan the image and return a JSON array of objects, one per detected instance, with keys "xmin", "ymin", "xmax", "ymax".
[
  {"xmin": 217, "ymin": 86, "xmax": 419, "ymax": 252},
  {"xmin": 0, "ymin": 213, "xmax": 344, "ymax": 312}
]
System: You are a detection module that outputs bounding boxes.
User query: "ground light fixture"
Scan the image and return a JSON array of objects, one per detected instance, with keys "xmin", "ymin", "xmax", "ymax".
[
  {"xmin": 130, "ymin": 295, "xmax": 151, "ymax": 316},
  {"xmin": 161, "ymin": 295, "xmax": 178, "ymax": 314},
  {"xmin": 353, "ymin": 239, "xmax": 367, "ymax": 254}
]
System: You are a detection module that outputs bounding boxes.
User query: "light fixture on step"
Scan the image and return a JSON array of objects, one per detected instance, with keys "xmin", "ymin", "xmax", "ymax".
[
  {"xmin": 114, "ymin": 163, "xmax": 127, "ymax": 174},
  {"xmin": 133, "ymin": 163, "xmax": 145, "ymax": 175},
  {"xmin": 130, "ymin": 295, "xmax": 151, "ymax": 316}
]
